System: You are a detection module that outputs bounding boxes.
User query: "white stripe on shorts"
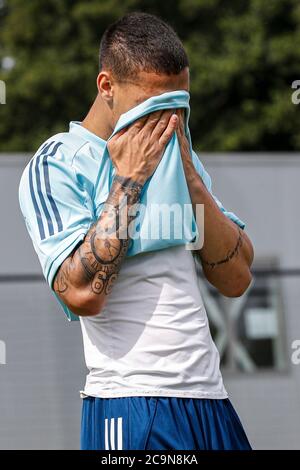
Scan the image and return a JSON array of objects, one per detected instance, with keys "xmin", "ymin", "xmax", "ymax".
[{"xmin": 104, "ymin": 417, "xmax": 123, "ymax": 450}]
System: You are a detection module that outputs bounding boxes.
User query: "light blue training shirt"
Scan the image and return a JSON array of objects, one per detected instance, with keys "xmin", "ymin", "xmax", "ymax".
[{"xmin": 19, "ymin": 90, "xmax": 245, "ymax": 321}]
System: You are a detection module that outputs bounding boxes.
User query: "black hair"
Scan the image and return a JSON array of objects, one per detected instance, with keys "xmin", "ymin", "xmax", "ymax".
[{"xmin": 99, "ymin": 12, "xmax": 189, "ymax": 79}]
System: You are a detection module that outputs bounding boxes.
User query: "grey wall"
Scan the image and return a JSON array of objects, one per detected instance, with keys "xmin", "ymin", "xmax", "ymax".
[{"xmin": 0, "ymin": 153, "xmax": 299, "ymax": 449}]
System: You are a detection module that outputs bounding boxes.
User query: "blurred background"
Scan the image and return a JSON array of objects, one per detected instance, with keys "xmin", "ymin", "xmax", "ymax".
[{"xmin": 0, "ymin": 0, "xmax": 300, "ymax": 449}]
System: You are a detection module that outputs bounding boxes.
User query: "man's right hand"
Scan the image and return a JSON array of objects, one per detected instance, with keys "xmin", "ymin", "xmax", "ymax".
[
  {"xmin": 53, "ymin": 110, "xmax": 178, "ymax": 318},
  {"xmin": 107, "ymin": 110, "xmax": 178, "ymax": 185}
]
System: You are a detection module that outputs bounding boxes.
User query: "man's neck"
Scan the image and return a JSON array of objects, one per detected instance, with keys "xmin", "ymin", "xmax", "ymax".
[{"xmin": 82, "ymin": 95, "xmax": 113, "ymax": 141}]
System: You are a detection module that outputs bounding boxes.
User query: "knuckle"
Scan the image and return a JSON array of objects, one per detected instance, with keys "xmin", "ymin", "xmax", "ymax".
[
  {"xmin": 128, "ymin": 125, "xmax": 136, "ymax": 134},
  {"xmin": 152, "ymin": 110, "xmax": 161, "ymax": 118}
]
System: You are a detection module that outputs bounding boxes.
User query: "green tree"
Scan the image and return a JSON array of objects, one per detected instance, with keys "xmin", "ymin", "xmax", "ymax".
[{"xmin": 0, "ymin": 0, "xmax": 300, "ymax": 151}]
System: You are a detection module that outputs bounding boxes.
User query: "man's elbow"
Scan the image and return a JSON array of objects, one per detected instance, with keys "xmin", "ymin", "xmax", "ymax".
[
  {"xmin": 221, "ymin": 269, "xmax": 252, "ymax": 298},
  {"xmin": 62, "ymin": 289, "xmax": 105, "ymax": 317}
]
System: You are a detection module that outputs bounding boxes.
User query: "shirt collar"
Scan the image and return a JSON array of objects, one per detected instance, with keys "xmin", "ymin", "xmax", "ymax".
[{"xmin": 69, "ymin": 121, "xmax": 106, "ymax": 150}]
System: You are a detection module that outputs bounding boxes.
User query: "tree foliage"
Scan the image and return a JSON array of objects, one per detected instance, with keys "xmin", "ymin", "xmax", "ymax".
[{"xmin": 0, "ymin": 0, "xmax": 299, "ymax": 151}]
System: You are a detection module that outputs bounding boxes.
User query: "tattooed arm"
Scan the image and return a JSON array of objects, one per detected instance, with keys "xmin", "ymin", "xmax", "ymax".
[
  {"xmin": 53, "ymin": 176, "xmax": 143, "ymax": 316},
  {"xmin": 176, "ymin": 111, "xmax": 254, "ymax": 297},
  {"xmin": 53, "ymin": 109, "xmax": 179, "ymax": 316}
]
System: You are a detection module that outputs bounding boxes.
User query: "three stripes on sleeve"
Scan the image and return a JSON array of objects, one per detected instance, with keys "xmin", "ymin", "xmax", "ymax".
[{"xmin": 28, "ymin": 140, "xmax": 63, "ymax": 240}]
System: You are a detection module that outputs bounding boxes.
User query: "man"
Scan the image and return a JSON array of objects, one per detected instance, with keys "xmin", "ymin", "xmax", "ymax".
[{"xmin": 19, "ymin": 12, "xmax": 254, "ymax": 450}]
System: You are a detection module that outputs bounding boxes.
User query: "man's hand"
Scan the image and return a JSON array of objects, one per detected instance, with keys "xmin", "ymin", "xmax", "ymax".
[
  {"xmin": 108, "ymin": 110, "xmax": 179, "ymax": 185},
  {"xmin": 176, "ymin": 109, "xmax": 191, "ymax": 163},
  {"xmin": 176, "ymin": 109, "xmax": 254, "ymax": 298},
  {"xmin": 53, "ymin": 109, "xmax": 179, "ymax": 317}
]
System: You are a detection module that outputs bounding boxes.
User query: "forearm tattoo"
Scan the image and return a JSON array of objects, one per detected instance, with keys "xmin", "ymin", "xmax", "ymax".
[
  {"xmin": 54, "ymin": 260, "xmax": 71, "ymax": 293},
  {"xmin": 200, "ymin": 227, "xmax": 243, "ymax": 270},
  {"xmin": 54, "ymin": 176, "xmax": 143, "ymax": 298}
]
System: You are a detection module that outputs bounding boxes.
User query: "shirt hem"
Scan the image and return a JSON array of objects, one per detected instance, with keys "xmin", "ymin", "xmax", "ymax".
[{"xmin": 79, "ymin": 388, "xmax": 228, "ymax": 400}]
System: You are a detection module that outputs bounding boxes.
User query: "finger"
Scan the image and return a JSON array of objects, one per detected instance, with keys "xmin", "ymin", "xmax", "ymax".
[
  {"xmin": 151, "ymin": 110, "xmax": 174, "ymax": 139},
  {"xmin": 176, "ymin": 122, "xmax": 189, "ymax": 148},
  {"xmin": 158, "ymin": 114, "xmax": 179, "ymax": 148},
  {"xmin": 113, "ymin": 126, "xmax": 128, "ymax": 140},
  {"xmin": 128, "ymin": 114, "xmax": 150, "ymax": 135},
  {"xmin": 176, "ymin": 109, "xmax": 185, "ymax": 135},
  {"xmin": 143, "ymin": 110, "xmax": 165, "ymax": 133},
  {"xmin": 176, "ymin": 108, "xmax": 183, "ymax": 119}
]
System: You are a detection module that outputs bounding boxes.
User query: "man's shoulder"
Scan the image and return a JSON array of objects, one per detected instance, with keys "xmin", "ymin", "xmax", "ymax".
[
  {"xmin": 20, "ymin": 128, "xmax": 91, "ymax": 184},
  {"xmin": 32, "ymin": 129, "xmax": 89, "ymax": 165},
  {"xmin": 19, "ymin": 130, "xmax": 89, "ymax": 200}
]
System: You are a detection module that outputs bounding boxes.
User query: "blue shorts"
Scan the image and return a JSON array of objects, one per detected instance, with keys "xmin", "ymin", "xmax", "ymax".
[{"xmin": 81, "ymin": 396, "xmax": 251, "ymax": 450}]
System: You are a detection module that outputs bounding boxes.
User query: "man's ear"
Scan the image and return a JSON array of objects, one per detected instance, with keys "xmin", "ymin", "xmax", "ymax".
[{"xmin": 97, "ymin": 71, "xmax": 114, "ymax": 103}]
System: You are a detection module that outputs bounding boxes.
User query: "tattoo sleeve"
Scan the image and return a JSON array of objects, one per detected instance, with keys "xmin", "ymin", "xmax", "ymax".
[{"xmin": 54, "ymin": 175, "xmax": 143, "ymax": 305}]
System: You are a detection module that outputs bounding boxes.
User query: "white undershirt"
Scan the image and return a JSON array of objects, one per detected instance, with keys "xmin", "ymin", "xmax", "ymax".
[{"xmin": 80, "ymin": 245, "xmax": 228, "ymax": 399}]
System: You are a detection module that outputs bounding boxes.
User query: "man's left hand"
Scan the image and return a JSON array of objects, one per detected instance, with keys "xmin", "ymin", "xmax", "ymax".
[{"xmin": 176, "ymin": 109, "xmax": 198, "ymax": 182}]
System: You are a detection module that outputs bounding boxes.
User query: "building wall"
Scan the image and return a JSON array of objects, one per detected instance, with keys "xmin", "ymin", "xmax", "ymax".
[{"xmin": 0, "ymin": 153, "xmax": 299, "ymax": 449}]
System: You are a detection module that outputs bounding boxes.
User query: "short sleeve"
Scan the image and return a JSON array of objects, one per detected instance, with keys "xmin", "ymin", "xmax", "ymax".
[
  {"xmin": 19, "ymin": 145, "xmax": 95, "ymax": 319},
  {"xmin": 191, "ymin": 151, "xmax": 245, "ymax": 229}
]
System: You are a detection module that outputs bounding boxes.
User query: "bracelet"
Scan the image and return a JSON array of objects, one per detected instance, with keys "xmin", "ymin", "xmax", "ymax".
[{"xmin": 114, "ymin": 175, "xmax": 144, "ymax": 194}]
